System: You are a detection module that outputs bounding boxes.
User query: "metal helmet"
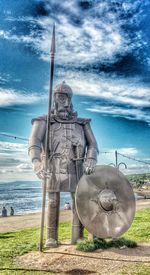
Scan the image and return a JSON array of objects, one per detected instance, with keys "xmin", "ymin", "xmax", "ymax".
[
  {"xmin": 75, "ymin": 165, "xmax": 135, "ymax": 239},
  {"xmin": 54, "ymin": 81, "xmax": 73, "ymax": 97}
]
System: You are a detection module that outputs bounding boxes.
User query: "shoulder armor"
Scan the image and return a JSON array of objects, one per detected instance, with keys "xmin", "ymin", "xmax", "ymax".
[
  {"xmin": 31, "ymin": 114, "xmax": 55, "ymax": 125},
  {"xmin": 31, "ymin": 115, "xmax": 91, "ymax": 125},
  {"xmin": 77, "ymin": 118, "xmax": 91, "ymax": 125},
  {"xmin": 31, "ymin": 115, "xmax": 46, "ymax": 125}
]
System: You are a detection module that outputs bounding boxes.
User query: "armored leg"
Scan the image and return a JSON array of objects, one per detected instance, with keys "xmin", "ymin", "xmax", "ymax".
[
  {"xmin": 46, "ymin": 192, "xmax": 60, "ymax": 248},
  {"xmin": 71, "ymin": 192, "xmax": 84, "ymax": 244}
]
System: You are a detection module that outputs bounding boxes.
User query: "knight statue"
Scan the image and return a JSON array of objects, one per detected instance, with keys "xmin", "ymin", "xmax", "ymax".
[{"xmin": 28, "ymin": 81, "xmax": 99, "ymax": 248}]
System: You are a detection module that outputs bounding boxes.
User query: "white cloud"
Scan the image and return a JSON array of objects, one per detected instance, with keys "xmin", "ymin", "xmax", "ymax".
[
  {"xmin": 52, "ymin": 71, "xmax": 149, "ymax": 124},
  {"xmin": 112, "ymin": 147, "xmax": 138, "ymax": 155},
  {"xmin": 0, "ymin": 88, "xmax": 45, "ymax": 107},
  {"xmin": 44, "ymin": 71, "xmax": 150, "ymax": 124},
  {"xmin": 1, "ymin": 1, "xmax": 146, "ymax": 65},
  {"xmin": 1, "ymin": 2, "xmax": 149, "ymax": 124},
  {"xmin": 0, "ymin": 73, "xmax": 10, "ymax": 84},
  {"xmin": 98, "ymin": 147, "xmax": 138, "ymax": 167},
  {"xmin": 124, "ymin": 164, "xmax": 150, "ymax": 175},
  {"xmin": 0, "ymin": 141, "xmax": 27, "ymax": 151},
  {"xmin": 0, "ymin": 29, "xmax": 36, "ymax": 44},
  {"xmin": 54, "ymin": 71, "xmax": 150, "ymax": 124},
  {"xmin": 97, "ymin": 147, "xmax": 150, "ymax": 175},
  {"xmin": 0, "ymin": 141, "xmax": 36, "ymax": 182},
  {"xmin": 87, "ymin": 105, "xmax": 150, "ymax": 124},
  {"xmin": 36, "ymin": 15, "xmax": 134, "ymax": 65},
  {"xmin": 52, "ymin": 70, "xmax": 150, "ymax": 104},
  {"xmin": 68, "ymin": 74, "xmax": 150, "ymax": 107},
  {"xmin": 0, "ymin": 73, "xmax": 21, "ymax": 85},
  {"xmin": 0, "ymin": 73, "xmax": 149, "ymax": 124},
  {"xmin": 0, "ymin": 142, "xmax": 28, "ymax": 166}
]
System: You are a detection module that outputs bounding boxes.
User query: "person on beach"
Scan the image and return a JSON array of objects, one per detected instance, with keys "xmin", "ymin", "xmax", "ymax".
[
  {"xmin": 64, "ymin": 202, "xmax": 71, "ymax": 210},
  {"xmin": 29, "ymin": 81, "xmax": 98, "ymax": 247},
  {"xmin": 10, "ymin": 207, "xmax": 14, "ymax": 216},
  {"xmin": 2, "ymin": 206, "xmax": 7, "ymax": 217}
]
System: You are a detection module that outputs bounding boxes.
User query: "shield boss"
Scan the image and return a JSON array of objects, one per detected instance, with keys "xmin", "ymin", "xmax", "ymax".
[{"xmin": 75, "ymin": 165, "xmax": 135, "ymax": 238}]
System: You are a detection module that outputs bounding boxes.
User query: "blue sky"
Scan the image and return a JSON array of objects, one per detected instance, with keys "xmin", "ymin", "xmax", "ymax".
[{"xmin": 0, "ymin": 0, "xmax": 150, "ymax": 182}]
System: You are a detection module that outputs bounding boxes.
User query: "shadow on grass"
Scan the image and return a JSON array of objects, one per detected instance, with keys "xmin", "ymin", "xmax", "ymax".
[
  {"xmin": 65, "ymin": 269, "xmax": 96, "ymax": 274},
  {"xmin": 0, "ymin": 233, "xmax": 15, "ymax": 239}
]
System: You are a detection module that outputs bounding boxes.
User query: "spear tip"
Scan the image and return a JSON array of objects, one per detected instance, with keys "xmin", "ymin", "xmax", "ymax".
[{"xmin": 50, "ymin": 23, "xmax": 56, "ymax": 53}]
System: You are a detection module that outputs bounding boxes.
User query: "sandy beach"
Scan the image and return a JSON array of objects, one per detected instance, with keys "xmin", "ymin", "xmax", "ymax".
[
  {"xmin": 0, "ymin": 210, "xmax": 72, "ymax": 233},
  {"xmin": 0, "ymin": 200, "xmax": 150, "ymax": 233}
]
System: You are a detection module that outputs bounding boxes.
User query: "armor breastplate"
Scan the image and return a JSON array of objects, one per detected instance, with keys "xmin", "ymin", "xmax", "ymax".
[
  {"xmin": 29, "ymin": 115, "xmax": 97, "ymax": 192},
  {"xmin": 49, "ymin": 122, "xmax": 86, "ymax": 174}
]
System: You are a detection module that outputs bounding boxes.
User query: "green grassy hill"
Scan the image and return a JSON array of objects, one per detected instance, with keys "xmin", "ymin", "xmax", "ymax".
[{"xmin": 127, "ymin": 173, "xmax": 150, "ymax": 188}]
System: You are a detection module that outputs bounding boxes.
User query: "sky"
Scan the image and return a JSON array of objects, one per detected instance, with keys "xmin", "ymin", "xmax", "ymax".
[{"xmin": 0, "ymin": 0, "xmax": 150, "ymax": 182}]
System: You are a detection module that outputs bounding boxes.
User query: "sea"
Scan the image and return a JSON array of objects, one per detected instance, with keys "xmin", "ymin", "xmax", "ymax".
[
  {"xmin": 0, "ymin": 181, "xmax": 71, "ymax": 215},
  {"xmin": 0, "ymin": 181, "xmax": 141, "ymax": 216}
]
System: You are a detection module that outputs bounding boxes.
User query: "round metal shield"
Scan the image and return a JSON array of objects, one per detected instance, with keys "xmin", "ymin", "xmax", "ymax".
[{"xmin": 75, "ymin": 165, "xmax": 135, "ymax": 238}]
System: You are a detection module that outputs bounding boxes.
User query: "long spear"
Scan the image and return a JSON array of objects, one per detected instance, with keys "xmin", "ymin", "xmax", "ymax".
[{"xmin": 39, "ymin": 24, "xmax": 56, "ymax": 252}]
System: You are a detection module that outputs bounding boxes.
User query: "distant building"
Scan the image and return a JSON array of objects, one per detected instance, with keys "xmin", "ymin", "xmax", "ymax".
[{"xmin": 142, "ymin": 181, "xmax": 150, "ymax": 189}]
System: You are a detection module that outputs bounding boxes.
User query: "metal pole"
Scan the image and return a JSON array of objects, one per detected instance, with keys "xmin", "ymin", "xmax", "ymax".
[{"xmin": 39, "ymin": 24, "xmax": 56, "ymax": 252}]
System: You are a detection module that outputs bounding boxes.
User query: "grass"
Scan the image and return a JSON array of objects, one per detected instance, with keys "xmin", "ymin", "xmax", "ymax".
[
  {"xmin": 76, "ymin": 237, "xmax": 137, "ymax": 252},
  {"xmin": 0, "ymin": 208, "xmax": 149, "ymax": 274},
  {"xmin": 0, "ymin": 222, "xmax": 72, "ymax": 268},
  {"xmin": 124, "ymin": 208, "xmax": 150, "ymax": 242},
  {"xmin": 121, "ymin": 264, "xmax": 150, "ymax": 275}
]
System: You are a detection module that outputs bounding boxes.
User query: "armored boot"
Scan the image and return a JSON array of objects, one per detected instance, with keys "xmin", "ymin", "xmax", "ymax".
[
  {"xmin": 46, "ymin": 192, "xmax": 60, "ymax": 248},
  {"xmin": 71, "ymin": 192, "xmax": 84, "ymax": 244}
]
